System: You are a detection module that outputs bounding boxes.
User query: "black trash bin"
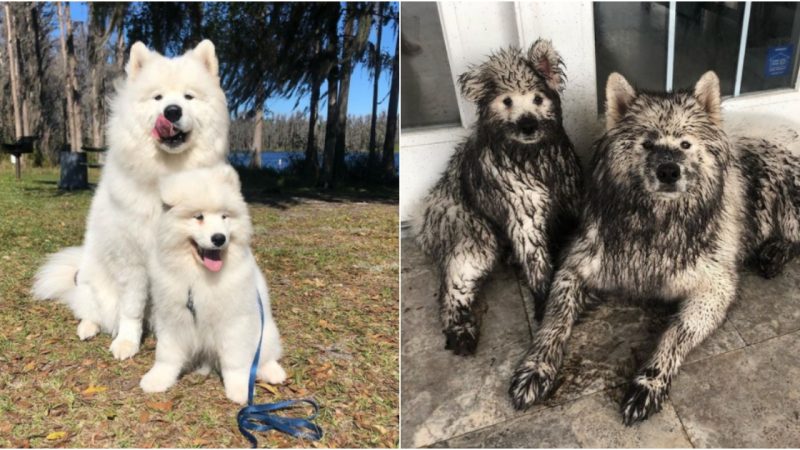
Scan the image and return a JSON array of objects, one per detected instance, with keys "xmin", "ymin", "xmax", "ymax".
[{"xmin": 59, "ymin": 151, "xmax": 88, "ymax": 190}]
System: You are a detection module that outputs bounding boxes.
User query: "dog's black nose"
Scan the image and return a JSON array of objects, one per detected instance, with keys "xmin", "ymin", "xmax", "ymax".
[
  {"xmin": 518, "ymin": 117, "xmax": 538, "ymax": 135},
  {"xmin": 211, "ymin": 233, "xmax": 226, "ymax": 247},
  {"xmin": 164, "ymin": 105, "xmax": 182, "ymax": 123},
  {"xmin": 656, "ymin": 162, "xmax": 681, "ymax": 184}
]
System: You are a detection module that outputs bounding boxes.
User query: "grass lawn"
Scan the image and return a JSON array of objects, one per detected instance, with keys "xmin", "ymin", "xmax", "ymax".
[{"xmin": 0, "ymin": 164, "xmax": 399, "ymax": 448}]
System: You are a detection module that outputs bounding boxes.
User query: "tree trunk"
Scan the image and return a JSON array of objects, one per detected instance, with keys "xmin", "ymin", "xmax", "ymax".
[
  {"xmin": 57, "ymin": 2, "xmax": 82, "ymax": 152},
  {"xmin": 334, "ymin": 5, "xmax": 373, "ymax": 182},
  {"xmin": 88, "ymin": 4, "xmax": 103, "ymax": 147},
  {"xmin": 88, "ymin": 4, "xmax": 122, "ymax": 148},
  {"xmin": 381, "ymin": 35, "xmax": 399, "ymax": 180},
  {"xmin": 320, "ymin": 5, "xmax": 341, "ymax": 189},
  {"xmin": 304, "ymin": 64, "xmax": 321, "ymax": 182},
  {"xmin": 115, "ymin": 19, "xmax": 125, "ymax": 72},
  {"xmin": 4, "ymin": 3, "xmax": 22, "ymax": 141},
  {"xmin": 250, "ymin": 87, "xmax": 266, "ymax": 169},
  {"xmin": 31, "ymin": 5, "xmax": 48, "ymax": 165},
  {"xmin": 368, "ymin": 3, "xmax": 384, "ymax": 174},
  {"xmin": 187, "ymin": 2, "xmax": 203, "ymax": 50},
  {"xmin": 332, "ymin": 10, "xmax": 356, "ymax": 183}
]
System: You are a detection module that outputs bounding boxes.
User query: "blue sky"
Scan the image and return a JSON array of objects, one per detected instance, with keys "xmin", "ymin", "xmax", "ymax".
[{"xmin": 70, "ymin": 2, "xmax": 396, "ymax": 117}]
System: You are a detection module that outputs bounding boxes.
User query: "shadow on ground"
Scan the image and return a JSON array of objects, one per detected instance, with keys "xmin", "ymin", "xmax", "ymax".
[{"xmin": 401, "ymin": 237, "xmax": 800, "ymax": 448}]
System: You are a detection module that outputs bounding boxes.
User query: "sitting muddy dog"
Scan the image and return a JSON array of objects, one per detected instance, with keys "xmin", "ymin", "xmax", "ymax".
[{"xmin": 414, "ymin": 39, "xmax": 583, "ymax": 355}]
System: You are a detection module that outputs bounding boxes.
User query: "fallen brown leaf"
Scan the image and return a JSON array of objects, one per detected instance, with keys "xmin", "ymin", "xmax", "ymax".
[
  {"xmin": 256, "ymin": 381, "xmax": 279, "ymax": 395},
  {"xmin": 146, "ymin": 400, "xmax": 173, "ymax": 412}
]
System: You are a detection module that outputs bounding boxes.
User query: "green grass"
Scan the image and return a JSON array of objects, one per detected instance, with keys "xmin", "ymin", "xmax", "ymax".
[{"xmin": 0, "ymin": 164, "xmax": 399, "ymax": 448}]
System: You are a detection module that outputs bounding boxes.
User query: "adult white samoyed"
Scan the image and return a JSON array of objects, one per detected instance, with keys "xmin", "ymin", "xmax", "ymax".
[
  {"xmin": 33, "ymin": 40, "xmax": 230, "ymax": 360},
  {"xmin": 139, "ymin": 165, "xmax": 286, "ymax": 404}
]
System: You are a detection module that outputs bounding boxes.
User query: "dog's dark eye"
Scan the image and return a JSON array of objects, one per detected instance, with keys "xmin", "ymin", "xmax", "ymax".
[
  {"xmin": 680, "ymin": 140, "xmax": 691, "ymax": 149},
  {"xmin": 193, "ymin": 214, "xmax": 204, "ymax": 221},
  {"xmin": 533, "ymin": 95, "xmax": 543, "ymax": 105},
  {"xmin": 503, "ymin": 97, "xmax": 512, "ymax": 107},
  {"xmin": 154, "ymin": 95, "xmax": 163, "ymax": 101},
  {"xmin": 643, "ymin": 140, "xmax": 654, "ymax": 150},
  {"xmin": 222, "ymin": 214, "xmax": 228, "ymax": 220},
  {"xmin": 184, "ymin": 94, "xmax": 194, "ymax": 100}
]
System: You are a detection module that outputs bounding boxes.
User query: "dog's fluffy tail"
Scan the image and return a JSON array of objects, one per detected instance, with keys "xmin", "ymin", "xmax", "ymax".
[{"xmin": 32, "ymin": 246, "xmax": 83, "ymax": 302}]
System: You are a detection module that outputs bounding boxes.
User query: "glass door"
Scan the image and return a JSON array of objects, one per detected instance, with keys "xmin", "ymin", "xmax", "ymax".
[{"xmin": 594, "ymin": 1, "xmax": 800, "ymax": 111}]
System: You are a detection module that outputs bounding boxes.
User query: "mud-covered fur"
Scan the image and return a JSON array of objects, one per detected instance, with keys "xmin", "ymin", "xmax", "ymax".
[
  {"xmin": 509, "ymin": 71, "xmax": 800, "ymax": 424},
  {"xmin": 415, "ymin": 40, "xmax": 582, "ymax": 355}
]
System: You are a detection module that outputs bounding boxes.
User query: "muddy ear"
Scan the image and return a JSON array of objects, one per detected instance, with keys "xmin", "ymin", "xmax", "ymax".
[
  {"xmin": 193, "ymin": 39, "xmax": 219, "ymax": 77},
  {"xmin": 694, "ymin": 71, "xmax": 721, "ymax": 126},
  {"xmin": 126, "ymin": 42, "xmax": 151, "ymax": 79},
  {"xmin": 458, "ymin": 66, "xmax": 485, "ymax": 103},
  {"xmin": 527, "ymin": 39, "xmax": 565, "ymax": 93},
  {"xmin": 605, "ymin": 72, "xmax": 637, "ymax": 130}
]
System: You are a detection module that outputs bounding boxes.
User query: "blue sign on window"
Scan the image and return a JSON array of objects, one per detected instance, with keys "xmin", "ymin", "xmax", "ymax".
[{"xmin": 766, "ymin": 45, "xmax": 793, "ymax": 78}]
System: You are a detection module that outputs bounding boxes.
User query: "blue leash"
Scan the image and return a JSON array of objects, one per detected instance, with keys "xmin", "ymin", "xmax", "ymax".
[{"xmin": 237, "ymin": 292, "xmax": 323, "ymax": 447}]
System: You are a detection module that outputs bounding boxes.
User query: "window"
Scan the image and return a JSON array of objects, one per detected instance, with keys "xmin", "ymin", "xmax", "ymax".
[
  {"xmin": 400, "ymin": 2, "xmax": 461, "ymax": 129},
  {"xmin": 594, "ymin": 1, "xmax": 800, "ymax": 112},
  {"xmin": 741, "ymin": 2, "xmax": 800, "ymax": 94},
  {"xmin": 594, "ymin": 2, "xmax": 668, "ymax": 109}
]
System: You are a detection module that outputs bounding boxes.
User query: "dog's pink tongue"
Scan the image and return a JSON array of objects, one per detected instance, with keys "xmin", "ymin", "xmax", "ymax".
[
  {"xmin": 202, "ymin": 250, "xmax": 223, "ymax": 272},
  {"xmin": 152, "ymin": 114, "xmax": 177, "ymax": 139}
]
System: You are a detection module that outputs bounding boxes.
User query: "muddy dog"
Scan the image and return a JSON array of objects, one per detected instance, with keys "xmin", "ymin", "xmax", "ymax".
[
  {"xmin": 509, "ymin": 71, "xmax": 800, "ymax": 424},
  {"xmin": 414, "ymin": 40, "xmax": 583, "ymax": 355}
]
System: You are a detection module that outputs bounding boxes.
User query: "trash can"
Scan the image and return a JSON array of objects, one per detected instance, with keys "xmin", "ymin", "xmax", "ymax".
[{"xmin": 59, "ymin": 151, "xmax": 88, "ymax": 190}]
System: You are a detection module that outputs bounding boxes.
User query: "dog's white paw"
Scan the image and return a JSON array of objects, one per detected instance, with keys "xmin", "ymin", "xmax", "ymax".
[
  {"xmin": 223, "ymin": 376, "xmax": 249, "ymax": 404},
  {"xmin": 257, "ymin": 360, "xmax": 287, "ymax": 385},
  {"xmin": 76, "ymin": 320, "xmax": 100, "ymax": 341},
  {"xmin": 110, "ymin": 337, "xmax": 139, "ymax": 360},
  {"xmin": 140, "ymin": 366, "xmax": 178, "ymax": 393}
]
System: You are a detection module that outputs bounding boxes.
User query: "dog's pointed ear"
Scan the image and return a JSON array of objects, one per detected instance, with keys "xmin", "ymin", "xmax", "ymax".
[
  {"xmin": 458, "ymin": 66, "xmax": 485, "ymax": 103},
  {"xmin": 193, "ymin": 39, "xmax": 219, "ymax": 77},
  {"xmin": 527, "ymin": 39, "xmax": 565, "ymax": 93},
  {"xmin": 605, "ymin": 72, "xmax": 636, "ymax": 130},
  {"xmin": 694, "ymin": 71, "xmax": 721, "ymax": 126},
  {"xmin": 126, "ymin": 42, "xmax": 151, "ymax": 79}
]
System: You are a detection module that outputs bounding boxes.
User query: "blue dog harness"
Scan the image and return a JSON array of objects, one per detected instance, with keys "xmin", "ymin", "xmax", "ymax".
[{"xmin": 236, "ymin": 291, "xmax": 323, "ymax": 447}]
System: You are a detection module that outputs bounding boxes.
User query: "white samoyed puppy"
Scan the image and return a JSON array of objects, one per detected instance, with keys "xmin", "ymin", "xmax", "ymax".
[
  {"xmin": 139, "ymin": 165, "xmax": 286, "ymax": 404},
  {"xmin": 32, "ymin": 40, "xmax": 230, "ymax": 359}
]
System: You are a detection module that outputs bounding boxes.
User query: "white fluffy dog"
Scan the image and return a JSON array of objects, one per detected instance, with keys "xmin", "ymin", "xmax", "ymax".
[
  {"xmin": 32, "ymin": 40, "xmax": 230, "ymax": 359},
  {"xmin": 139, "ymin": 165, "xmax": 285, "ymax": 404}
]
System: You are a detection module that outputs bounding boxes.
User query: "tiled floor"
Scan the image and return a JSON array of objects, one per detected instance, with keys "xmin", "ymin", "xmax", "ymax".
[{"xmin": 400, "ymin": 238, "xmax": 800, "ymax": 448}]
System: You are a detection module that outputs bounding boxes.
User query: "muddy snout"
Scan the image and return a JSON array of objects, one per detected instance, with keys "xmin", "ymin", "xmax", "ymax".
[
  {"xmin": 656, "ymin": 162, "xmax": 681, "ymax": 184},
  {"xmin": 516, "ymin": 115, "xmax": 538, "ymax": 136}
]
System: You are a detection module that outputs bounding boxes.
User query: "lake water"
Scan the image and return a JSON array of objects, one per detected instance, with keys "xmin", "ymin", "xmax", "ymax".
[{"xmin": 228, "ymin": 151, "xmax": 400, "ymax": 173}]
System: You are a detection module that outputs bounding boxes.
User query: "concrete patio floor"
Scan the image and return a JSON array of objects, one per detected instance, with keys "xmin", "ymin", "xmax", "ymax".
[{"xmin": 400, "ymin": 237, "xmax": 800, "ymax": 448}]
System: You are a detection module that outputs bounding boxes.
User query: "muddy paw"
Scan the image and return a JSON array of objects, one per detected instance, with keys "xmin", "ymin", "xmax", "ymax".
[
  {"xmin": 443, "ymin": 322, "xmax": 479, "ymax": 356},
  {"xmin": 621, "ymin": 378, "xmax": 668, "ymax": 426},
  {"xmin": 755, "ymin": 239, "xmax": 793, "ymax": 279},
  {"xmin": 509, "ymin": 358, "xmax": 557, "ymax": 410}
]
